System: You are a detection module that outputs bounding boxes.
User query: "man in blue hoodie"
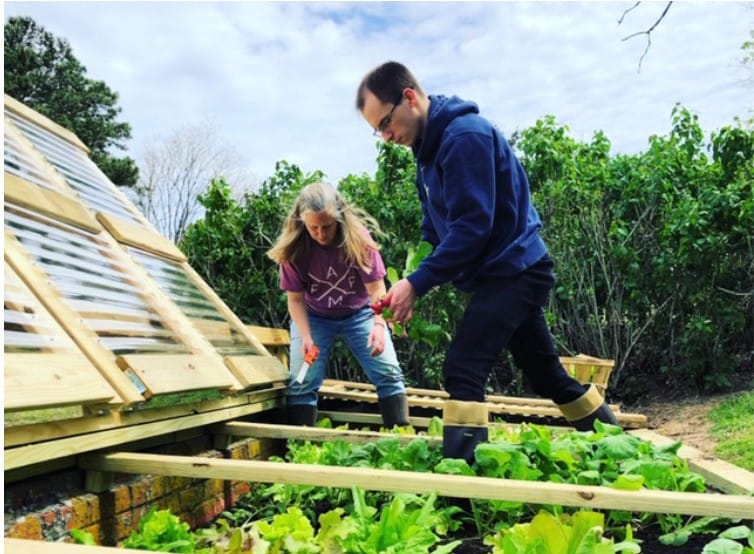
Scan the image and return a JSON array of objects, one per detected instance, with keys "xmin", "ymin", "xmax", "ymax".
[{"xmin": 356, "ymin": 61, "xmax": 619, "ymax": 463}]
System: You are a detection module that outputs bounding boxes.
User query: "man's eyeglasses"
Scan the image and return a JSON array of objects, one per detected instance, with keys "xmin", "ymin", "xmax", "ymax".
[{"xmin": 373, "ymin": 91, "xmax": 404, "ymax": 137}]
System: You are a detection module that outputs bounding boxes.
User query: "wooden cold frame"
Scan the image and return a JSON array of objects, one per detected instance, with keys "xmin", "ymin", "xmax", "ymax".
[
  {"xmin": 127, "ymin": 249, "xmax": 289, "ymax": 390},
  {"xmin": 4, "ymin": 205, "xmax": 241, "ymax": 403},
  {"xmin": 4, "ymin": 263, "xmax": 120, "ymax": 412}
]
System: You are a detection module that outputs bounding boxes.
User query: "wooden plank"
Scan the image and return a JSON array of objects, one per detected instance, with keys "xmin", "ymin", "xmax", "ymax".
[
  {"xmin": 630, "ymin": 429, "xmax": 754, "ymax": 495},
  {"xmin": 5, "ymin": 173, "xmax": 102, "ymax": 233},
  {"xmin": 211, "ymin": 421, "xmax": 444, "ymax": 446},
  {"xmin": 224, "ymin": 355, "xmax": 289, "ymax": 388},
  {"xmin": 97, "ymin": 212, "xmax": 186, "ymax": 262},
  {"xmin": 191, "ymin": 318, "xmax": 234, "ymax": 343},
  {"xmin": 247, "ymin": 325, "xmax": 291, "ymax": 346},
  {"xmin": 4, "ymin": 353, "xmax": 117, "ymax": 411},
  {"xmin": 5, "ymin": 94, "xmax": 90, "ymax": 152},
  {"xmin": 4, "ymin": 385, "xmax": 283, "ymax": 449},
  {"xmin": 4, "ymin": 391, "xmax": 283, "ymax": 472},
  {"xmin": 116, "ymin": 353, "xmax": 237, "ymax": 397},
  {"xmin": 78, "ymin": 451, "xmax": 754, "ymax": 518}
]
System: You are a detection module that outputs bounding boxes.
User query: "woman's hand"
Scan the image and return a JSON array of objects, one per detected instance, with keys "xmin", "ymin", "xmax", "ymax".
[{"xmin": 367, "ymin": 320, "xmax": 387, "ymax": 357}]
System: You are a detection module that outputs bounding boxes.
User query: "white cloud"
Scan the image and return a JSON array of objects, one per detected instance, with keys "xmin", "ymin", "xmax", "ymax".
[{"xmin": 4, "ymin": 1, "xmax": 752, "ymax": 186}]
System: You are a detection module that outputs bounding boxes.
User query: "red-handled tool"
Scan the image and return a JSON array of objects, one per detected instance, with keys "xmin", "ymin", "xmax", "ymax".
[{"xmin": 293, "ymin": 344, "xmax": 319, "ymax": 384}]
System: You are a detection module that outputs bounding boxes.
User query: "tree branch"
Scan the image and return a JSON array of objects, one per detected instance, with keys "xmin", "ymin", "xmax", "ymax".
[{"xmin": 619, "ymin": 1, "xmax": 673, "ymax": 72}]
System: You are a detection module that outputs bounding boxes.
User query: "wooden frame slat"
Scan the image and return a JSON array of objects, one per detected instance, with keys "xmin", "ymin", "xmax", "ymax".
[
  {"xmin": 97, "ymin": 212, "xmax": 186, "ymax": 262},
  {"xmin": 224, "ymin": 355, "xmax": 289, "ymax": 388},
  {"xmin": 4, "ymin": 353, "xmax": 117, "ymax": 411},
  {"xmin": 78, "ymin": 451, "xmax": 754, "ymax": 519},
  {"xmin": 116, "ymin": 354, "xmax": 237, "ymax": 398},
  {"xmin": 5, "ymin": 94, "xmax": 89, "ymax": 152},
  {"xmin": 4, "ymin": 173, "xmax": 102, "ymax": 233}
]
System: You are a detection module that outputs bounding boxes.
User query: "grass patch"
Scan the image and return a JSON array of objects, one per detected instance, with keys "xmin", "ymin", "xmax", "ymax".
[{"xmin": 708, "ymin": 390, "xmax": 754, "ymax": 471}]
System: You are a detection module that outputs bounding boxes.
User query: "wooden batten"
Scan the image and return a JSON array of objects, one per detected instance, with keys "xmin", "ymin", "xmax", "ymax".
[
  {"xmin": 115, "ymin": 353, "xmax": 238, "ymax": 397},
  {"xmin": 97, "ymin": 212, "xmax": 186, "ymax": 262},
  {"xmin": 5, "ymin": 173, "xmax": 102, "ymax": 233},
  {"xmin": 4, "ymin": 94, "xmax": 89, "ymax": 152},
  {"xmin": 79, "ymin": 451, "xmax": 754, "ymax": 519},
  {"xmin": 4, "ymin": 353, "xmax": 117, "ymax": 411},
  {"xmin": 4, "ymin": 389, "xmax": 283, "ymax": 473},
  {"xmin": 211, "ymin": 421, "xmax": 443, "ymax": 446},
  {"xmin": 246, "ymin": 325, "xmax": 291, "ymax": 346},
  {"xmin": 224, "ymin": 355, "xmax": 289, "ymax": 388}
]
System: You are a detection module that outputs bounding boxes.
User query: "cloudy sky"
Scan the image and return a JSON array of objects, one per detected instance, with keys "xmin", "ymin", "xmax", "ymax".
[{"xmin": 4, "ymin": 1, "xmax": 753, "ymax": 188}]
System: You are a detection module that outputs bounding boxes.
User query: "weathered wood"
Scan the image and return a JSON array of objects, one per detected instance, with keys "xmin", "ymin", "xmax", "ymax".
[
  {"xmin": 97, "ymin": 212, "xmax": 186, "ymax": 262},
  {"xmin": 78, "ymin": 451, "xmax": 754, "ymax": 519},
  {"xmin": 630, "ymin": 429, "xmax": 754, "ymax": 495}
]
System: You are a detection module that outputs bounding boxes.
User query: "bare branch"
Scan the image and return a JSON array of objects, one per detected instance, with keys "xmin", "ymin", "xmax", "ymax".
[
  {"xmin": 617, "ymin": 2, "xmax": 641, "ymax": 25},
  {"xmin": 619, "ymin": 1, "xmax": 673, "ymax": 72}
]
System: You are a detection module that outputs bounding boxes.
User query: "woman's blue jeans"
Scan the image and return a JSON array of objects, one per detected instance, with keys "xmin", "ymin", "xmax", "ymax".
[{"xmin": 287, "ymin": 306, "xmax": 406, "ymax": 407}]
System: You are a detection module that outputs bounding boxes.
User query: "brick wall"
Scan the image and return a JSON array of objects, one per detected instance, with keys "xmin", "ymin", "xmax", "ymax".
[{"xmin": 4, "ymin": 434, "xmax": 282, "ymax": 546}]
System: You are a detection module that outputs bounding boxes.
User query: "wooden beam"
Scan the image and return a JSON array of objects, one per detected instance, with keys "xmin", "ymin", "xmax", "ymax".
[
  {"xmin": 5, "ymin": 94, "xmax": 90, "ymax": 152},
  {"xmin": 630, "ymin": 429, "xmax": 754, "ymax": 495},
  {"xmin": 210, "ymin": 421, "xmax": 443, "ymax": 446},
  {"xmin": 78, "ymin": 451, "xmax": 754, "ymax": 519},
  {"xmin": 96, "ymin": 212, "xmax": 186, "ymax": 262},
  {"xmin": 5, "ymin": 173, "xmax": 102, "ymax": 233},
  {"xmin": 4, "ymin": 394, "xmax": 282, "ymax": 473}
]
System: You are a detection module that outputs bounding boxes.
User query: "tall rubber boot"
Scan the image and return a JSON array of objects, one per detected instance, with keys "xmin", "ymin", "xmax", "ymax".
[
  {"xmin": 442, "ymin": 400, "xmax": 489, "ymax": 465},
  {"xmin": 557, "ymin": 384, "xmax": 620, "ymax": 431},
  {"xmin": 286, "ymin": 404, "xmax": 318, "ymax": 426},
  {"xmin": 378, "ymin": 393, "xmax": 410, "ymax": 428}
]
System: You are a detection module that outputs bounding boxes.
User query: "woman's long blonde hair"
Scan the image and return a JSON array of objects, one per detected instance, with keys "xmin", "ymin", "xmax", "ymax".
[{"xmin": 266, "ymin": 181, "xmax": 382, "ymax": 273}]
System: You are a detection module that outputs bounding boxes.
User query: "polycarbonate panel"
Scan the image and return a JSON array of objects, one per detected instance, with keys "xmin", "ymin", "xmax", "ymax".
[
  {"xmin": 129, "ymin": 247, "xmax": 261, "ymax": 356},
  {"xmin": 3, "ymin": 124, "xmax": 62, "ymax": 191},
  {"xmin": 5, "ymin": 109, "xmax": 142, "ymax": 224},
  {"xmin": 4, "ymin": 266, "xmax": 76, "ymax": 353},
  {"xmin": 5, "ymin": 205, "xmax": 189, "ymax": 356}
]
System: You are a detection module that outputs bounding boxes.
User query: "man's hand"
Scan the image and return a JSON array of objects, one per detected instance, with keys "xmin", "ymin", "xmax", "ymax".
[{"xmin": 384, "ymin": 278, "xmax": 416, "ymax": 325}]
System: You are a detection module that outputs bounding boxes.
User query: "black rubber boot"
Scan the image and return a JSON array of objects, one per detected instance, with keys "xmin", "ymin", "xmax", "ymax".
[
  {"xmin": 286, "ymin": 404, "xmax": 318, "ymax": 426},
  {"xmin": 378, "ymin": 393, "xmax": 410, "ymax": 428},
  {"xmin": 442, "ymin": 400, "xmax": 489, "ymax": 465},
  {"xmin": 557, "ymin": 384, "xmax": 620, "ymax": 431}
]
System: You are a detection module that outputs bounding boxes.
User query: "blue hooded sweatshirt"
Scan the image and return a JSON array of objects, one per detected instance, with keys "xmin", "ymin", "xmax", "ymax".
[{"xmin": 407, "ymin": 95, "xmax": 547, "ymax": 296}]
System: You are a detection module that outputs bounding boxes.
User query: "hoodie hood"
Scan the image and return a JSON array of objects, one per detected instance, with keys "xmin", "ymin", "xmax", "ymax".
[{"xmin": 413, "ymin": 95, "xmax": 479, "ymax": 164}]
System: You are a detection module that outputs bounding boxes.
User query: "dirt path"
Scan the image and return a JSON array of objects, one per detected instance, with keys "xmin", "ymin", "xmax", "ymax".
[{"xmin": 627, "ymin": 394, "xmax": 726, "ymax": 456}]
